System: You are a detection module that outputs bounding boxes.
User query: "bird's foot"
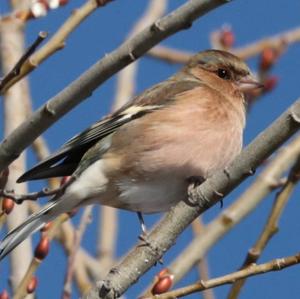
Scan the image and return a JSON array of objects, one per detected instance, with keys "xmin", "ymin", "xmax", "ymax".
[
  {"xmin": 136, "ymin": 212, "xmax": 163, "ymax": 264},
  {"xmin": 187, "ymin": 176, "xmax": 205, "ymax": 187},
  {"xmin": 186, "ymin": 176, "xmax": 206, "ymax": 207}
]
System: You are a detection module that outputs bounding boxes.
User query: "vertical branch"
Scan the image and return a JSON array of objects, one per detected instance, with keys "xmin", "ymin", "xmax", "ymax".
[
  {"xmin": 112, "ymin": 0, "xmax": 168, "ymax": 110},
  {"xmin": 0, "ymin": 19, "xmax": 33, "ymax": 291},
  {"xmin": 63, "ymin": 206, "xmax": 93, "ymax": 299},
  {"xmin": 191, "ymin": 219, "xmax": 215, "ymax": 299},
  {"xmin": 97, "ymin": 207, "xmax": 118, "ymax": 273}
]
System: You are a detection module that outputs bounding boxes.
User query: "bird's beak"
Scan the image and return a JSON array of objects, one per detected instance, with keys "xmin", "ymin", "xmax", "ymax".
[{"xmin": 237, "ymin": 75, "xmax": 264, "ymax": 92}]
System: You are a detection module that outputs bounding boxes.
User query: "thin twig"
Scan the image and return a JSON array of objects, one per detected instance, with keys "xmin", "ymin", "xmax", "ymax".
[
  {"xmin": 23, "ymin": 203, "xmax": 97, "ymax": 296},
  {"xmin": 63, "ymin": 206, "xmax": 93, "ymax": 299},
  {"xmin": 112, "ymin": 0, "xmax": 168, "ymax": 110},
  {"xmin": 227, "ymin": 155, "xmax": 300, "ymax": 299},
  {"xmin": 234, "ymin": 26, "xmax": 300, "ymax": 60},
  {"xmin": 147, "ymin": 26, "xmax": 300, "ymax": 63},
  {"xmin": 0, "ymin": 176, "xmax": 74, "ymax": 204},
  {"xmin": 0, "ymin": 31, "xmax": 47, "ymax": 92},
  {"xmin": 191, "ymin": 219, "xmax": 215, "ymax": 299},
  {"xmin": 13, "ymin": 258, "xmax": 42, "ymax": 299},
  {"xmin": 148, "ymin": 45, "xmax": 192, "ymax": 64},
  {"xmin": 149, "ymin": 252, "xmax": 300, "ymax": 298},
  {"xmin": 12, "ymin": 211, "xmax": 70, "ymax": 298}
]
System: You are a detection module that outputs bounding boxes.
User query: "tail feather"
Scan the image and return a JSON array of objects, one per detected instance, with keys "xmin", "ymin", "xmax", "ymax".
[{"xmin": 0, "ymin": 201, "xmax": 57, "ymax": 261}]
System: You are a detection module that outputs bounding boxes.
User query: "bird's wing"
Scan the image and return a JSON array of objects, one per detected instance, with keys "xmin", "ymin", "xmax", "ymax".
[{"xmin": 17, "ymin": 78, "xmax": 201, "ymax": 182}]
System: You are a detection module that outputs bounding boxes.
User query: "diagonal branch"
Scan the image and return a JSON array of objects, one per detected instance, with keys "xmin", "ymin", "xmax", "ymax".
[
  {"xmin": 83, "ymin": 97, "xmax": 300, "ymax": 299},
  {"xmin": 0, "ymin": 31, "xmax": 47, "ymax": 92},
  {"xmin": 0, "ymin": 0, "xmax": 230, "ymax": 172},
  {"xmin": 149, "ymin": 251, "xmax": 300, "ymax": 298}
]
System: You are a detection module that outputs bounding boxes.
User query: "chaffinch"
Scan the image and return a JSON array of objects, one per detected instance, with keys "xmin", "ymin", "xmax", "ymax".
[{"xmin": 0, "ymin": 49, "xmax": 262, "ymax": 260}]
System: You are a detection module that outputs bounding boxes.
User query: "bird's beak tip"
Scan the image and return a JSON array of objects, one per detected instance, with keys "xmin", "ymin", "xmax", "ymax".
[{"xmin": 238, "ymin": 75, "xmax": 264, "ymax": 92}]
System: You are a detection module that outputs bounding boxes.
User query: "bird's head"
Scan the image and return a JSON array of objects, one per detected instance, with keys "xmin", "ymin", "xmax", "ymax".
[{"xmin": 183, "ymin": 49, "xmax": 263, "ymax": 95}]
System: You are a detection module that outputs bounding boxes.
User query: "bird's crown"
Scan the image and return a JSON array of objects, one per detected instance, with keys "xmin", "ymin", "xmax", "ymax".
[{"xmin": 185, "ymin": 49, "xmax": 250, "ymax": 81}]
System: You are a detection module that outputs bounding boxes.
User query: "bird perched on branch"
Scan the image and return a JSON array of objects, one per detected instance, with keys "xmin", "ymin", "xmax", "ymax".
[{"xmin": 0, "ymin": 49, "xmax": 262, "ymax": 260}]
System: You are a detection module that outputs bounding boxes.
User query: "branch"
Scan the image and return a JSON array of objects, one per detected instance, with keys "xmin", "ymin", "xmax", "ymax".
[
  {"xmin": 149, "ymin": 252, "xmax": 300, "ymax": 298},
  {"xmin": 148, "ymin": 45, "xmax": 192, "ymax": 64},
  {"xmin": 227, "ymin": 154, "xmax": 300, "ymax": 299},
  {"xmin": 148, "ymin": 26, "xmax": 300, "ymax": 63},
  {"xmin": 18, "ymin": 200, "xmax": 98, "ymax": 297},
  {"xmin": 112, "ymin": 0, "xmax": 168, "ymax": 110},
  {"xmin": 0, "ymin": 176, "xmax": 74, "ymax": 204},
  {"xmin": 0, "ymin": 31, "xmax": 47, "ymax": 92},
  {"xmin": 0, "ymin": 0, "xmax": 230, "ymax": 172},
  {"xmin": 0, "ymin": 0, "xmax": 114, "ymax": 93},
  {"xmin": 83, "ymin": 97, "xmax": 300, "ymax": 299},
  {"xmin": 191, "ymin": 219, "xmax": 215, "ymax": 299},
  {"xmin": 234, "ymin": 26, "xmax": 300, "ymax": 60},
  {"xmin": 0, "ymin": 14, "xmax": 33, "ymax": 292},
  {"xmin": 63, "ymin": 206, "xmax": 93, "ymax": 299}
]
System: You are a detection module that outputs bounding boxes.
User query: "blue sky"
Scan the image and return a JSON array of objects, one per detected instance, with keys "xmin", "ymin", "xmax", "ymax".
[{"xmin": 1, "ymin": 1, "xmax": 300, "ymax": 298}]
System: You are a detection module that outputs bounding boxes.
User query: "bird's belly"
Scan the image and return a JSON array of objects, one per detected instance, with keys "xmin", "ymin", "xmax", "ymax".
[{"xmin": 116, "ymin": 177, "xmax": 187, "ymax": 214}]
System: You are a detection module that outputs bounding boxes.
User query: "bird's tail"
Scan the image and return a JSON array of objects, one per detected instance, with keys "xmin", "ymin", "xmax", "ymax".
[{"xmin": 0, "ymin": 200, "xmax": 58, "ymax": 261}]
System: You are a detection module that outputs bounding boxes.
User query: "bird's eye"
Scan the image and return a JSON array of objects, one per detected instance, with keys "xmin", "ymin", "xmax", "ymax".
[{"xmin": 217, "ymin": 68, "xmax": 231, "ymax": 80}]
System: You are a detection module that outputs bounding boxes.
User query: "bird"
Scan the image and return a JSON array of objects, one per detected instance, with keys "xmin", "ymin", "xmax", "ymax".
[{"xmin": 0, "ymin": 49, "xmax": 262, "ymax": 260}]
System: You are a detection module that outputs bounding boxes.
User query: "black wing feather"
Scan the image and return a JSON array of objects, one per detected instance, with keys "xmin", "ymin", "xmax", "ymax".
[{"xmin": 17, "ymin": 114, "xmax": 136, "ymax": 182}]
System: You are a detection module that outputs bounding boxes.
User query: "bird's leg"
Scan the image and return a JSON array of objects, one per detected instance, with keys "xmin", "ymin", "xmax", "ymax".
[
  {"xmin": 137, "ymin": 211, "xmax": 148, "ymax": 240},
  {"xmin": 137, "ymin": 212, "xmax": 151, "ymax": 247},
  {"xmin": 137, "ymin": 212, "xmax": 163, "ymax": 264}
]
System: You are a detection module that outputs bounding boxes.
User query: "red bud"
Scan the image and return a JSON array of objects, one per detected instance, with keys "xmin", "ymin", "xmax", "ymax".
[
  {"xmin": 2, "ymin": 198, "xmax": 15, "ymax": 215},
  {"xmin": 34, "ymin": 236, "xmax": 50, "ymax": 260},
  {"xmin": 152, "ymin": 275, "xmax": 173, "ymax": 295},
  {"xmin": 59, "ymin": 0, "xmax": 69, "ymax": 5},
  {"xmin": 219, "ymin": 28, "xmax": 235, "ymax": 49},
  {"xmin": 264, "ymin": 76, "xmax": 278, "ymax": 92},
  {"xmin": 260, "ymin": 48, "xmax": 277, "ymax": 71},
  {"xmin": 27, "ymin": 276, "xmax": 38, "ymax": 294},
  {"xmin": 0, "ymin": 290, "xmax": 9, "ymax": 299}
]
